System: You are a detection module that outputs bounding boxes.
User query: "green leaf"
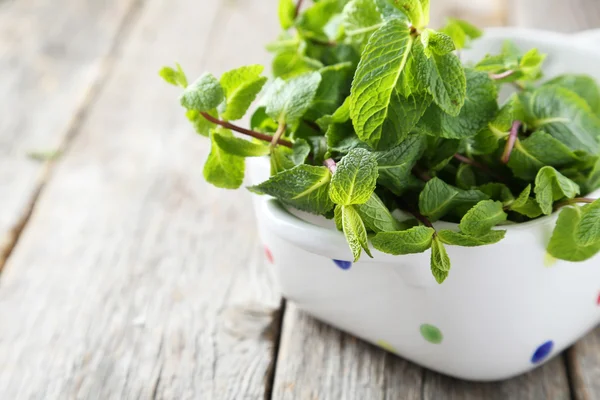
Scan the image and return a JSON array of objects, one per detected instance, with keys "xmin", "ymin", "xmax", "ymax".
[
  {"xmin": 219, "ymin": 65, "xmax": 267, "ymax": 121},
  {"xmin": 510, "ymin": 186, "xmax": 543, "ymax": 218},
  {"xmin": 341, "ymin": 205, "xmax": 372, "ymax": 261},
  {"xmin": 421, "ymin": 29, "xmax": 455, "ymax": 57},
  {"xmin": 459, "ymin": 200, "xmax": 507, "ymax": 236},
  {"xmin": 249, "ymin": 165, "xmax": 335, "ymax": 214},
  {"xmin": 440, "ymin": 18, "xmax": 481, "ymax": 50},
  {"xmin": 438, "ymin": 229, "xmax": 506, "ymax": 247},
  {"xmin": 159, "ymin": 63, "xmax": 188, "ymax": 88},
  {"xmin": 334, "ymin": 204, "xmax": 343, "ymax": 230},
  {"xmin": 548, "ymin": 206, "xmax": 600, "ymax": 262},
  {"xmin": 180, "ymin": 73, "xmax": 224, "ymax": 111},
  {"xmin": 297, "ymin": 0, "xmax": 343, "ymax": 40},
  {"xmin": 544, "ymin": 74, "xmax": 600, "ymax": 114},
  {"xmin": 307, "ymin": 63, "xmax": 353, "ymax": 120},
  {"xmin": 426, "ymin": 51, "xmax": 466, "ymax": 116},
  {"xmin": 374, "ymin": 135, "xmax": 425, "ymax": 195},
  {"xmin": 356, "ymin": 193, "xmax": 403, "ymax": 233},
  {"xmin": 264, "ymin": 72, "xmax": 322, "ymax": 126},
  {"xmin": 292, "ymin": 139, "xmax": 311, "ymax": 164},
  {"xmin": 575, "ymin": 199, "xmax": 600, "ymax": 247},
  {"xmin": 212, "ymin": 130, "xmax": 270, "ymax": 157},
  {"xmin": 341, "ymin": 0, "xmax": 384, "ymax": 51},
  {"xmin": 388, "ymin": 0, "xmax": 430, "ymax": 29},
  {"xmin": 251, "ymin": 106, "xmax": 279, "ymax": 133},
  {"xmin": 349, "ymin": 20, "xmax": 416, "ymax": 148},
  {"xmin": 372, "ymin": 226, "xmax": 435, "ymax": 255},
  {"xmin": 417, "ymin": 69, "xmax": 497, "ymax": 139},
  {"xmin": 272, "ymin": 49, "xmax": 323, "ymax": 80},
  {"xmin": 330, "ymin": 148, "xmax": 379, "ymax": 205},
  {"xmin": 278, "ymin": 0, "xmax": 296, "ymax": 29},
  {"xmin": 430, "ymin": 236, "xmax": 451, "ymax": 284},
  {"xmin": 519, "ymin": 85, "xmax": 600, "ymax": 153},
  {"xmin": 419, "ymin": 177, "xmax": 489, "ymax": 221},
  {"xmin": 534, "ymin": 167, "xmax": 580, "ymax": 215},
  {"xmin": 456, "ymin": 164, "xmax": 476, "ymax": 189},
  {"xmin": 507, "ymin": 131, "xmax": 581, "ymax": 181},
  {"xmin": 478, "ymin": 183, "xmax": 514, "ymax": 205},
  {"xmin": 204, "ymin": 129, "xmax": 246, "ymax": 189}
]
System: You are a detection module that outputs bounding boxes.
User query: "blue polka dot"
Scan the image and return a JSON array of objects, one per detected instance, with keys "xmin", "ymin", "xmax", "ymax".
[
  {"xmin": 333, "ymin": 259, "xmax": 352, "ymax": 270},
  {"xmin": 531, "ymin": 341, "xmax": 554, "ymax": 364}
]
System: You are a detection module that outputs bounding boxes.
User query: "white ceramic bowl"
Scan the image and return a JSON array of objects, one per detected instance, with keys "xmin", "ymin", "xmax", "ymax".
[{"xmin": 248, "ymin": 28, "xmax": 600, "ymax": 381}]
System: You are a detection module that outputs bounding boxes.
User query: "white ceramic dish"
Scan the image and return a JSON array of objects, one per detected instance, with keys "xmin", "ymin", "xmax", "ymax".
[{"xmin": 248, "ymin": 28, "xmax": 600, "ymax": 381}]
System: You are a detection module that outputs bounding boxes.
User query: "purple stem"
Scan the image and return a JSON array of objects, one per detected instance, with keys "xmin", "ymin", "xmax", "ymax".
[
  {"xmin": 324, "ymin": 158, "xmax": 337, "ymax": 174},
  {"xmin": 491, "ymin": 70, "xmax": 516, "ymax": 80},
  {"xmin": 501, "ymin": 121, "xmax": 522, "ymax": 164}
]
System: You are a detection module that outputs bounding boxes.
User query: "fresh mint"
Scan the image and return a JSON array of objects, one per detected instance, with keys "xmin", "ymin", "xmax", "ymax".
[{"xmin": 162, "ymin": 0, "xmax": 600, "ymax": 284}]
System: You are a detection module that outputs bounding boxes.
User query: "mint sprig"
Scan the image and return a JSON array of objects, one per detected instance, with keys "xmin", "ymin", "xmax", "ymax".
[{"xmin": 161, "ymin": 0, "xmax": 600, "ymax": 284}]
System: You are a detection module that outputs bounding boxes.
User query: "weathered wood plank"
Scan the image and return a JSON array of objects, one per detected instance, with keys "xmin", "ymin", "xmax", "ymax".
[
  {"xmin": 512, "ymin": 0, "xmax": 600, "ymax": 32},
  {"xmin": 423, "ymin": 360, "xmax": 571, "ymax": 400},
  {"xmin": 568, "ymin": 328, "xmax": 600, "ymax": 400},
  {"xmin": 272, "ymin": 305, "xmax": 424, "ymax": 400},
  {"xmin": 0, "ymin": 0, "xmax": 140, "ymax": 268},
  {"xmin": 0, "ymin": 0, "xmax": 282, "ymax": 398}
]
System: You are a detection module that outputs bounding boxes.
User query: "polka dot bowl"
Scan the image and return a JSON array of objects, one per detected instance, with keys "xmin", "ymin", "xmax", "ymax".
[{"xmin": 247, "ymin": 28, "xmax": 600, "ymax": 381}]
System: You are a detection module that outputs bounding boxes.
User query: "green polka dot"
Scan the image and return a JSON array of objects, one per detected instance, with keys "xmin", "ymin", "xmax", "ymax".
[
  {"xmin": 377, "ymin": 340, "xmax": 397, "ymax": 354},
  {"xmin": 420, "ymin": 324, "xmax": 443, "ymax": 344}
]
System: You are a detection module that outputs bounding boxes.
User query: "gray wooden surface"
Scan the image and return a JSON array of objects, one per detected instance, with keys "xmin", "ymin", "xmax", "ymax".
[{"xmin": 0, "ymin": 0, "xmax": 599, "ymax": 399}]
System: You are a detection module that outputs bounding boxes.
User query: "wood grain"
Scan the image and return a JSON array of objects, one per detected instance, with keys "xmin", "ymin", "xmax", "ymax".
[
  {"xmin": 272, "ymin": 305, "xmax": 424, "ymax": 400},
  {"xmin": 0, "ymin": 0, "xmax": 140, "ymax": 269},
  {"xmin": 568, "ymin": 327, "xmax": 600, "ymax": 400},
  {"xmin": 512, "ymin": 0, "xmax": 600, "ymax": 32},
  {"xmin": 0, "ymin": 0, "xmax": 282, "ymax": 398}
]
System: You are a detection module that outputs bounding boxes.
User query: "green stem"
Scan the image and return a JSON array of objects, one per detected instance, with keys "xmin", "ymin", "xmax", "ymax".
[
  {"xmin": 454, "ymin": 153, "xmax": 508, "ymax": 184},
  {"xmin": 555, "ymin": 198, "xmax": 596, "ymax": 209},
  {"xmin": 270, "ymin": 122, "xmax": 288, "ymax": 149},
  {"xmin": 200, "ymin": 112, "xmax": 293, "ymax": 148}
]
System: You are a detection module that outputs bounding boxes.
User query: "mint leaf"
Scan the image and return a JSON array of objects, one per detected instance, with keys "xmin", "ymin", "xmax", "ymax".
[
  {"xmin": 431, "ymin": 236, "xmax": 451, "ymax": 284},
  {"xmin": 341, "ymin": 0, "xmax": 383, "ymax": 51},
  {"xmin": 341, "ymin": 205, "xmax": 372, "ymax": 261},
  {"xmin": 459, "ymin": 200, "xmax": 507, "ymax": 236},
  {"xmin": 292, "ymin": 139, "xmax": 311, "ymax": 164},
  {"xmin": 278, "ymin": 0, "xmax": 296, "ymax": 29},
  {"xmin": 272, "ymin": 49, "xmax": 323, "ymax": 79},
  {"xmin": 510, "ymin": 185, "xmax": 543, "ymax": 218},
  {"xmin": 265, "ymin": 72, "xmax": 322, "ymax": 126},
  {"xmin": 544, "ymin": 74, "xmax": 600, "ymax": 114},
  {"xmin": 334, "ymin": 204, "xmax": 343, "ymax": 230},
  {"xmin": 575, "ymin": 199, "xmax": 600, "ymax": 246},
  {"xmin": 519, "ymin": 86, "xmax": 600, "ymax": 153},
  {"xmin": 478, "ymin": 183, "xmax": 514, "ymax": 205},
  {"xmin": 456, "ymin": 164, "xmax": 476, "ymax": 189},
  {"xmin": 330, "ymin": 148, "xmax": 379, "ymax": 205},
  {"xmin": 417, "ymin": 69, "xmax": 497, "ymax": 139},
  {"xmin": 438, "ymin": 229, "xmax": 506, "ymax": 247},
  {"xmin": 159, "ymin": 63, "xmax": 188, "ymax": 88},
  {"xmin": 296, "ymin": 0, "xmax": 343, "ymax": 40},
  {"xmin": 548, "ymin": 206, "xmax": 600, "ymax": 262},
  {"xmin": 270, "ymin": 147, "xmax": 296, "ymax": 175},
  {"xmin": 249, "ymin": 165, "xmax": 335, "ymax": 214},
  {"xmin": 251, "ymin": 106, "xmax": 279, "ymax": 133},
  {"xmin": 212, "ymin": 130, "xmax": 270, "ymax": 157},
  {"xmin": 307, "ymin": 63, "xmax": 353, "ymax": 120},
  {"xmin": 421, "ymin": 29, "xmax": 455, "ymax": 57},
  {"xmin": 374, "ymin": 135, "xmax": 425, "ymax": 195},
  {"xmin": 426, "ymin": 51, "xmax": 466, "ymax": 116},
  {"xmin": 388, "ymin": 0, "xmax": 430, "ymax": 29},
  {"xmin": 349, "ymin": 20, "xmax": 415, "ymax": 148},
  {"xmin": 534, "ymin": 166, "xmax": 580, "ymax": 215},
  {"xmin": 507, "ymin": 131, "xmax": 581, "ymax": 181},
  {"xmin": 418, "ymin": 177, "xmax": 488, "ymax": 221},
  {"xmin": 440, "ymin": 18, "xmax": 481, "ymax": 50},
  {"xmin": 180, "ymin": 73, "xmax": 224, "ymax": 112},
  {"xmin": 204, "ymin": 129, "xmax": 245, "ymax": 189},
  {"xmin": 372, "ymin": 226, "xmax": 435, "ymax": 255},
  {"xmin": 219, "ymin": 65, "xmax": 267, "ymax": 121},
  {"xmin": 357, "ymin": 193, "xmax": 403, "ymax": 233}
]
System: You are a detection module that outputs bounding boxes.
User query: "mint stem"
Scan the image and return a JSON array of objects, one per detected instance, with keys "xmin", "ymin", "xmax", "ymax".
[
  {"xmin": 501, "ymin": 120, "xmax": 522, "ymax": 164},
  {"xmin": 412, "ymin": 165, "xmax": 431, "ymax": 182},
  {"xmin": 200, "ymin": 112, "xmax": 293, "ymax": 148},
  {"xmin": 324, "ymin": 158, "xmax": 337, "ymax": 174},
  {"xmin": 400, "ymin": 200, "xmax": 434, "ymax": 229},
  {"xmin": 454, "ymin": 153, "xmax": 508, "ymax": 183},
  {"xmin": 491, "ymin": 70, "xmax": 515, "ymax": 80},
  {"xmin": 294, "ymin": 0, "xmax": 304, "ymax": 18},
  {"xmin": 555, "ymin": 197, "xmax": 596, "ymax": 209},
  {"xmin": 270, "ymin": 122, "xmax": 288, "ymax": 149}
]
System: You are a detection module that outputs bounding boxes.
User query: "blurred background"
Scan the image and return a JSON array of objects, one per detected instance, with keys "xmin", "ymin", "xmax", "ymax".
[{"xmin": 0, "ymin": 0, "xmax": 599, "ymax": 399}]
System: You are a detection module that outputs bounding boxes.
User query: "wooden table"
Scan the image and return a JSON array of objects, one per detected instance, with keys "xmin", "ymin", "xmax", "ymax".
[{"xmin": 0, "ymin": 0, "xmax": 599, "ymax": 398}]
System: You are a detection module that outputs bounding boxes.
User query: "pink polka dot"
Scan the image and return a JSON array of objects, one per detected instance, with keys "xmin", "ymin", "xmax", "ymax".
[{"xmin": 264, "ymin": 246, "xmax": 274, "ymax": 264}]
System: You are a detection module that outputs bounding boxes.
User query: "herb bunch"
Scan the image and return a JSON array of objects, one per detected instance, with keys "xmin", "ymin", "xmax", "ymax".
[{"xmin": 161, "ymin": 0, "xmax": 600, "ymax": 283}]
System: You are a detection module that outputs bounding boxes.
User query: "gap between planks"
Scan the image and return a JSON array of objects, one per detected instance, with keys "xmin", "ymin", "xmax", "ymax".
[{"xmin": 0, "ymin": 0, "xmax": 146, "ymax": 275}]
